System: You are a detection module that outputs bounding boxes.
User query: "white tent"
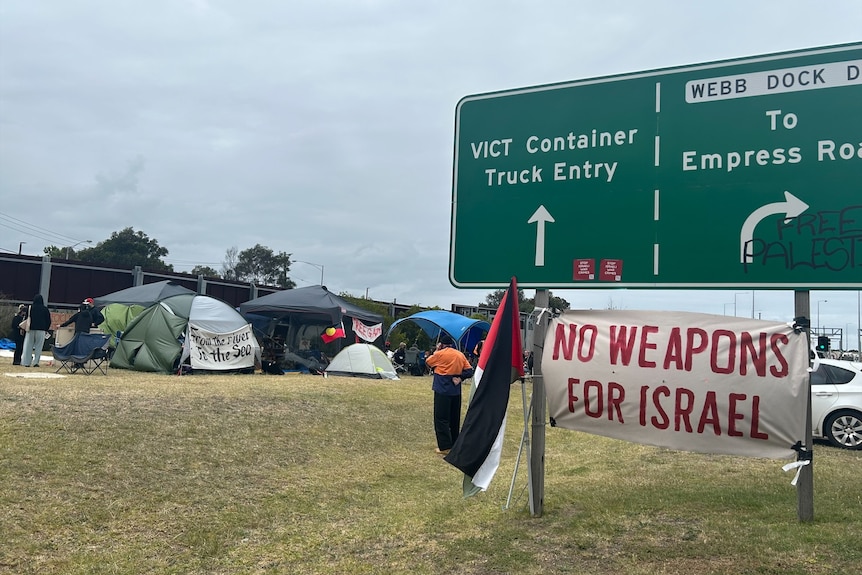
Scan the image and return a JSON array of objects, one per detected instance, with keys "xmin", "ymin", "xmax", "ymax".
[{"xmin": 324, "ymin": 343, "xmax": 399, "ymax": 380}]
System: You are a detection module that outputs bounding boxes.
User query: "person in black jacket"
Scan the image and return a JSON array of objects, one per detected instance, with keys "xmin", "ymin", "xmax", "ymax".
[
  {"xmin": 61, "ymin": 297, "xmax": 104, "ymax": 334},
  {"xmin": 21, "ymin": 294, "xmax": 52, "ymax": 367},
  {"xmin": 392, "ymin": 341, "xmax": 407, "ymax": 369},
  {"xmin": 11, "ymin": 304, "xmax": 27, "ymax": 365}
]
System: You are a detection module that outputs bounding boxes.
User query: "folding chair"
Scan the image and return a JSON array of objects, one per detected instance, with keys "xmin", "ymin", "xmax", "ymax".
[
  {"xmin": 53, "ymin": 333, "xmax": 112, "ymax": 375},
  {"xmin": 404, "ymin": 349, "xmax": 423, "ymax": 376}
]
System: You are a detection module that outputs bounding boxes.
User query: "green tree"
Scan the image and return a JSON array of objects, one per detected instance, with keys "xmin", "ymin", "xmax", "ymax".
[
  {"xmin": 339, "ymin": 293, "xmax": 390, "ymax": 318},
  {"xmin": 43, "ymin": 245, "xmax": 66, "ymax": 259},
  {"xmin": 47, "ymin": 228, "xmax": 171, "ymax": 270},
  {"xmin": 482, "ymin": 289, "xmax": 570, "ymax": 313},
  {"xmin": 222, "ymin": 246, "xmax": 239, "ymax": 281},
  {"xmin": 482, "ymin": 288, "xmax": 529, "ymax": 312},
  {"xmin": 543, "ymin": 294, "xmax": 571, "ymax": 312},
  {"xmin": 388, "ymin": 304, "xmax": 430, "ymax": 348},
  {"xmin": 190, "ymin": 265, "xmax": 220, "ymax": 278},
  {"xmin": 44, "ymin": 241, "xmax": 94, "ymax": 260},
  {"xmin": 234, "ymin": 244, "xmax": 295, "ymax": 288}
]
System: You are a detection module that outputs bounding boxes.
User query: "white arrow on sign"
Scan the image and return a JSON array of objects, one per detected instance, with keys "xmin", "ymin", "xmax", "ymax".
[
  {"xmin": 528, "ymin": 205, "xmax": 555, "ymax": 266},
  {"xmin": 739, "ymin": 191, "xmax": 809, "ymax": 264}
]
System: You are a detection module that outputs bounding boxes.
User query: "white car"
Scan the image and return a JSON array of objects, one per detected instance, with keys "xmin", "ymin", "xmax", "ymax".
[{"xmin": 810, "ymin": 358, "xmax": 862, "ymax": 450}]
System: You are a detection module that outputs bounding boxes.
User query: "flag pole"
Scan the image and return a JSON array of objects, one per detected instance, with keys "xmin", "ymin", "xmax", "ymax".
[
  {"xmin": 504, "ymin": 376, "xmax": 534, "ymax": 513},
  {"xmin": 530, "ymin": 289, "xmax": 549, "ymax": 517}
]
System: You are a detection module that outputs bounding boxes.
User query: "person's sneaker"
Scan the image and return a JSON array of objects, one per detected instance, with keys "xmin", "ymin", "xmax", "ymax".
[
  {"xmin": 32, "ymin": 364, "xmax": 39, "ymax": 368},
  {"xmin": 435, "ymin": 448, "xmax": 450, "ymax": 455}
]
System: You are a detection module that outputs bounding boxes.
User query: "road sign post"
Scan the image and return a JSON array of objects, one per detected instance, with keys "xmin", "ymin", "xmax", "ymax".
[
  {"xmin": 450, "ymin": 43, "xmax": 862, "ymax": 290},
  {"xmin": 450, "ymin": 44, "xmax": 860, "ymax": 523}
]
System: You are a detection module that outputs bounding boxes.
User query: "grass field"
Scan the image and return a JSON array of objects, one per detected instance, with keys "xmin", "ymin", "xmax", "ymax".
[{"xmin": 1, "ymin": 357, "xmax": 859, "ymax": 574}]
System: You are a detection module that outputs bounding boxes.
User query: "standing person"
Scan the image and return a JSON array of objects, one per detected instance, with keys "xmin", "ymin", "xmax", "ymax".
[
  {"xmin": 11, "ymin": 304, "xmax": 27, "ymax": 365},
  {"xmin": 21, "ymin": 294, "xmax": 51, "ymax": 368},
  {"xmin": 61, "ymin": 297, "xmax": 104, "ymax": 334},
  {"xmin": 424, "ymin": 335, "xmax": 474, "ymax": 455},
  {"xmin": 473, "ymin": 338, "xmax": 485, "ymax": 359},
  {"xmin": 471, "ymin": 338, "xmax": 485, "ymax": 368}
]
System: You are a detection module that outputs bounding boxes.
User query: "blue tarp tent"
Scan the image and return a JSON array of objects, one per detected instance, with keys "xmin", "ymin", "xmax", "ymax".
[{"xmin": 386, "ymin": 310, "xmax": 490, "ymax": 353}]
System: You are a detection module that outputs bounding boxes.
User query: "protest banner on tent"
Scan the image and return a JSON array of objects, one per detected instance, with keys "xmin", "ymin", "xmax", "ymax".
[
  {"xmin": 187, "ymin": 324, "xmax": 256, "ymax": 371},
  {"xmin": 352, "ymin": 318, "xmax": 382, "ymax": 342}
]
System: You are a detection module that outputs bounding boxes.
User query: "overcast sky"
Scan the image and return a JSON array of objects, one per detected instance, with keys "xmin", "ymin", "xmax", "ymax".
[{"xmin": 1, "ymin": 1, "xmax": 860, "ymax": 346}]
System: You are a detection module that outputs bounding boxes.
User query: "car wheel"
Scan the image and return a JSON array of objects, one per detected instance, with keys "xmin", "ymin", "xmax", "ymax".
[{"xmin": 824, "ymin": 410, "xmax": 862, "ymax": 450}]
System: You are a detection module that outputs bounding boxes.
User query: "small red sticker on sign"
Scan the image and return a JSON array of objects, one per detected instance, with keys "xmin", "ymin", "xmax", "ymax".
[
  {"xmin": 573, "ymin": 259, "xmax": 595, "ymax": 280},
  {"xmin": 599, "ymin": 259, "xmax": 623, "ymax": 281}
]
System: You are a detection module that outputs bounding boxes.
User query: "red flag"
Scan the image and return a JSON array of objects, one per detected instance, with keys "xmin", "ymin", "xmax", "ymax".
[
  {"xmin": 444, "ymin": 277, "xmax": 523, "ymax": 496},
  {"xmin": 321, "ymin": 323, "xmax": 345, "ymax": 343}
]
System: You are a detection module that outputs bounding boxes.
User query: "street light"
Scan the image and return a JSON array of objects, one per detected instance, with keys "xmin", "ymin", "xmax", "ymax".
[
  {"xmin": 65, "ymin": 240, "xmax": 92, "ymax": 259},
  {"xmin": 816, "ymin": 299, "xmax": 828, "ymax": 333},
  {"xmin": 293, "ymin": 260, "xmax": 324, "ymax": 285},
  {"xmin": 734, "ymin": 292, "xmax": 748, "ymax": 317},
  {"xmin": 18, "ymin": 241, "xmax": 25, "ymax": 255}
]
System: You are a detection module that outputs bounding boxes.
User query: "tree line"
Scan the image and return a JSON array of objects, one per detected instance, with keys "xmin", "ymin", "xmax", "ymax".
[
  {"xmin": 45, "ymin": 227, "xmax": 295, "ymax": 288},
  {"xmin": 46, "ymin": 227, "xmax": 571, "ymax": 310}
]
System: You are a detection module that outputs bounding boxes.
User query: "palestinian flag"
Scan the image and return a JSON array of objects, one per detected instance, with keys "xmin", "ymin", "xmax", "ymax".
[{"xmin": 444, "ymin": 277, "xmax": 524, "ymax": 497}]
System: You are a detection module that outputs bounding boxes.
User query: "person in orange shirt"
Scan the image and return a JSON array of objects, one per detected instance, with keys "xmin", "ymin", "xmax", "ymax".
[{"xmin": 425, "ymin": 334, "xmax": 474, "ymax": 455}]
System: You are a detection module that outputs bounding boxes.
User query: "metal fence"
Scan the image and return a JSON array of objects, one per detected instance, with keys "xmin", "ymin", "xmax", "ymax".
[{"xmin": 0, "ymin": 253, "xmax": 279, "ymax": 310}]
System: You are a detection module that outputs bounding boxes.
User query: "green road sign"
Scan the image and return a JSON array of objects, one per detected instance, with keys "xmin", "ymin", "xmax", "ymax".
[{"xmin": 450, "ymin": 43, "xmax": 862, "ymax": 290}]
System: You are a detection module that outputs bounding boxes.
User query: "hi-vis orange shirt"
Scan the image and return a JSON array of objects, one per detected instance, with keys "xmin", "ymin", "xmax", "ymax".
[{"xmin": 426, "ymin": 347, "xmax": 472, "ymax": 376}]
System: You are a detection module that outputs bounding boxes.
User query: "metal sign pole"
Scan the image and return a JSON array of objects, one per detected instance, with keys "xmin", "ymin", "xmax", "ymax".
[{"xmin": 794, "ymin": 290, "xmax": 814, "ymax": 522}]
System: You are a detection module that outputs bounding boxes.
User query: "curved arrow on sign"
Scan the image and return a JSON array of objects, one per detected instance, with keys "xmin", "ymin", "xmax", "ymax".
[
  {"xmin": 528, "ymin": 205, "xmax": 555, "ymax": 266},
  {"xmin": 739, "ymin": 191, "xmax": 809, "ymax": 264}
]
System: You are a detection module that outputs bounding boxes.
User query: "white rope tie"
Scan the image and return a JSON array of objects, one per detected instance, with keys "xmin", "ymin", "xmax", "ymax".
[{"xmin": 781, "ymin": 460, "xmax": 810, "ymax": 486}]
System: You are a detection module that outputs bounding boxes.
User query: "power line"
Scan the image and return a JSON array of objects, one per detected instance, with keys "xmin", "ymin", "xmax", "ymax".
[{"xmin": 0, "ymin": 211, "xmax": 86, "ymax": 245}]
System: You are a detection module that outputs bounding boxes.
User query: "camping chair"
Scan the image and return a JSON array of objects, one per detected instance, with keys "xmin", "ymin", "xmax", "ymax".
[
  {"xmin": 53, "ymin": 333, "xmax": 112, "ymax": 375},
  {"xmin": 404, "ymin": 348, "xmax": 423, "ymax": 376},
  {"xmin": 391, "ymin": 355, "xmax": 407, "ymax": 374}
]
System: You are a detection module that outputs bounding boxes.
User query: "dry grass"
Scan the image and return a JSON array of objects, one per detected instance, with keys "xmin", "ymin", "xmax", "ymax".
[{"xmin": 1, "ymin": 357, "xmax": 860, "ymax": 575}]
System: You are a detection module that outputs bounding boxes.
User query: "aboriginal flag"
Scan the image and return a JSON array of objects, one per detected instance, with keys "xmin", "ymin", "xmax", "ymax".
[
  {"xmin": 445, "ymin": 277, "xmax": 524, "ymax": 497},
  {"xmin": 320, "ymin": 322, "xmax": 346, "ymax": 343}
]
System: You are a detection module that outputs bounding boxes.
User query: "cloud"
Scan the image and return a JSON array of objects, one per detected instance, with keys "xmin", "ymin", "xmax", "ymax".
[{"xmin": 0, "ymin": 0, "xmax": 860, "ymax": 336}]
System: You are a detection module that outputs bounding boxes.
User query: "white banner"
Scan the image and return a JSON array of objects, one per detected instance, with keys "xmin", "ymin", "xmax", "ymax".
[
  {"xmin": 542, "ymin": 311, "xmax": 808, "ymax": 459},
  {"xmin": 352, "ymin": 318, "xmax": 382, "ymax": 342},
  {"xmin": 187, "ymin": 324, "xmax": 256, "ymax": 370}
]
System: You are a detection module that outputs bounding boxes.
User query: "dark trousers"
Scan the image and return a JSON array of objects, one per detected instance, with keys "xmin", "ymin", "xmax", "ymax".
[
  {"xmin": 12, "ymin": 335, "xmax": 24, "ymax": 365},
  {"xmin": 433, "ymin": 392, "xmax": 462, "ymax": 450}
]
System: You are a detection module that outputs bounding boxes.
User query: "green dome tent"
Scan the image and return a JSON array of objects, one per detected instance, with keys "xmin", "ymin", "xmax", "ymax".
[
  {"xmin": 100, "ymin": 303, "xmax": 147, "ymax": 346},
  {"xmin": 111, "ymin": 294, "xmax": 259, "ymax": 373},
  {"xmin": 94, "ymin": 280, "xmax": 197, "ymax": 346}
]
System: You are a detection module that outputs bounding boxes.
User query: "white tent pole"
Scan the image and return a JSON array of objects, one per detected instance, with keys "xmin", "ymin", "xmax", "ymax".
[{"xmin": 504, "ymin": 377, "xmax": 534, "ymax": 513}]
